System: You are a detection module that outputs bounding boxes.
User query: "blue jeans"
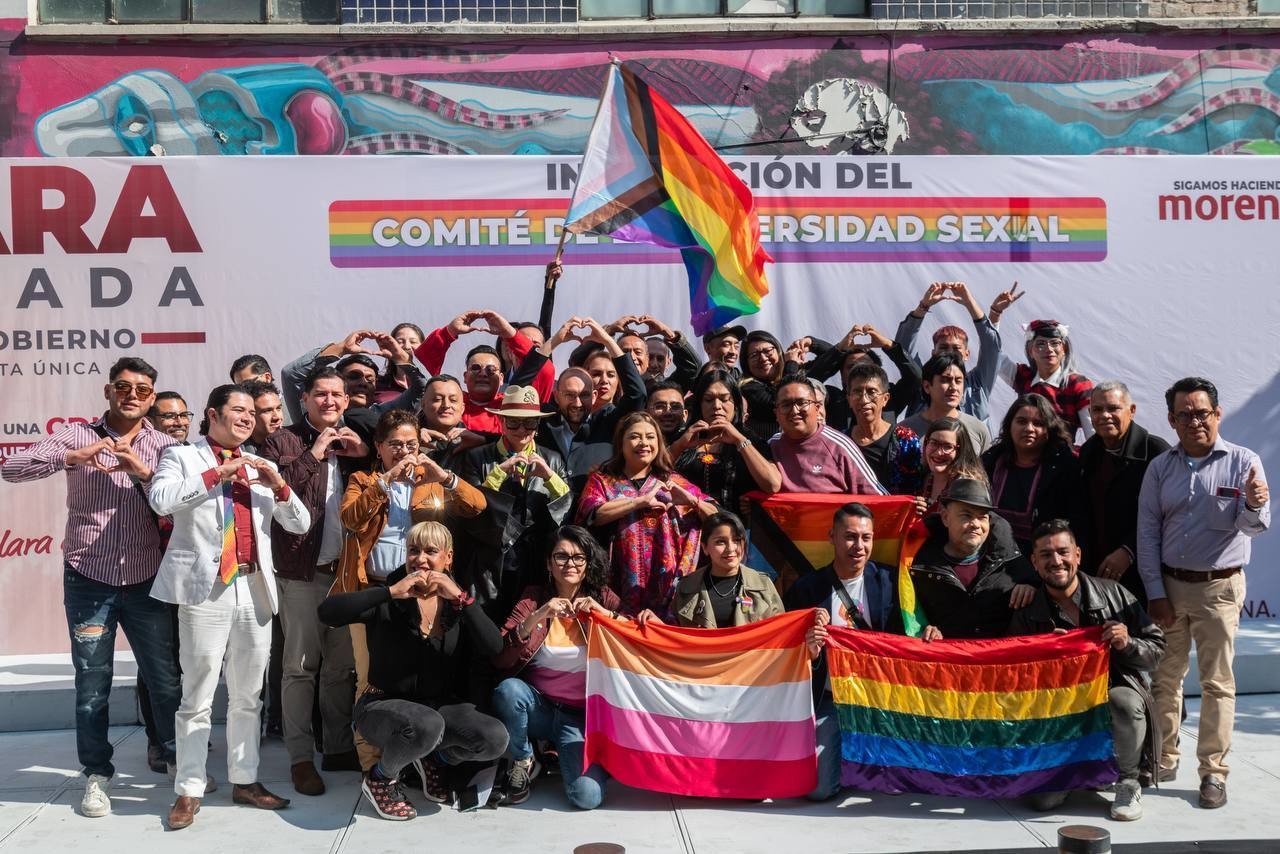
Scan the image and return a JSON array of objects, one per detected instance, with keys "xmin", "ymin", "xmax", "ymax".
[
  {"xmin": 809, "ymin": 691, "xmax": 841, "ymax": 801},
  {"xmin": 493, "ymin": 677, "xmax": 608, "ymax": 810},
  {"xmin": 63, "ymin": 567, "xmax": 180, "ymax": 778}
]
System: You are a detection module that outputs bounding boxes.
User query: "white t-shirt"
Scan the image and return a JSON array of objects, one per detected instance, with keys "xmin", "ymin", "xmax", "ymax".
[{"xmin": 828, "ymin": 573, "xmax": 870, "ymax": 628}]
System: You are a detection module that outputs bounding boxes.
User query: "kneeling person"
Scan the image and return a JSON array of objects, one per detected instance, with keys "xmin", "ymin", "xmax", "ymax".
[{"xmin": 1009, "ymin": 519, "xmax": 1165, "ymax": 821}]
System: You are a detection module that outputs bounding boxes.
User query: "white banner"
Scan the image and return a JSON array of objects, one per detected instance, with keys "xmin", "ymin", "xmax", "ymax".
[{"xmin": 0, "ymin": 155, "xmax": 1276, "ymax": 654}]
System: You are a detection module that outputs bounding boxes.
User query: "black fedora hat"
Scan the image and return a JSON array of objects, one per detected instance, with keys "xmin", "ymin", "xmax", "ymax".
[{"xmin": 939, "ymin": 478, "xmax": 996, "ymax": 511}]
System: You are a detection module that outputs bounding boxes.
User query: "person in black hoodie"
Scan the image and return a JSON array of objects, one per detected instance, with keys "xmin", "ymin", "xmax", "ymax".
[
  {"xmin": 982, "ymin": 392, "xmax": 1081, "ymax": 555},
  {"xmin": 908, "ymin": 478, "xmax": 1037, "ymax": 640},
  {"xmin": 318, "ymin": 521, "xmax": 507, "ymax": 821}
]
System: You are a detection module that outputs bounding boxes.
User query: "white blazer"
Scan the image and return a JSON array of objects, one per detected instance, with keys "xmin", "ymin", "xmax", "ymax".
[{"xmin": 149, "ymin": 437, "xmax": 310, "ymax": 613}]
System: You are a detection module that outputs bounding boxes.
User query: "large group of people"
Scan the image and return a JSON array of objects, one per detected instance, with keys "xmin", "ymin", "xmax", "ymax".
[{"xmin": 2, "ymin": 273, "xmax": 1269, "ymax": 830}]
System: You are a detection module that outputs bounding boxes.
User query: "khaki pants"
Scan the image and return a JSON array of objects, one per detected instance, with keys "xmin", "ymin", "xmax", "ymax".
[
  {"xmin": 278, "ymin": 573, "xmax": 356, "ymax": 765},
  {"xmin": 1152, "ymin": 572, "xmax": 1245, "ymax": 780},
  {"xmin": 349, "ymin": 622, "xmax": 381, "ymax": 772}
]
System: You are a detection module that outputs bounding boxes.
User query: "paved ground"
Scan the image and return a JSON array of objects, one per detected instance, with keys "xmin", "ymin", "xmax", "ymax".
[{"xmin": 1, "ymin": 696, "xmax": 1278, "ymax": 853}]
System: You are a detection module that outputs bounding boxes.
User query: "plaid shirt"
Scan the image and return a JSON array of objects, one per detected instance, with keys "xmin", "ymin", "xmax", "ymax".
[
  {"xmin": 1012, "ymin": 364, "xmax": 1094, "ymax": 436},
  {"xmin": 1, "ymin": 415, "xmax": 176, "ymax": 586}
]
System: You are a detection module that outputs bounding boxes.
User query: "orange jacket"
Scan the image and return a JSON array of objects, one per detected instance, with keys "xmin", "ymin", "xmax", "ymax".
[{"xmin": 336, "ymin": 467, "xmax": 485, "ymax": 593}]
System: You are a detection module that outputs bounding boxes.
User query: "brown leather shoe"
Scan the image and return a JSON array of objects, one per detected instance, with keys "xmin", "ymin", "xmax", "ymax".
[
  {"xmin": 1198, "ymin": 776, "xmax": 1227, "ymax": 809},
  {"xmin": 291, "ymin": 760, "xmax": 325, "ymax": 796},
  {"xmin": 232, "ymin": 782, "xmax": 291, "ymax": 810},
  {"xmin": 167, "ymin": 796, "xmax": 200, "ymax": 830}
]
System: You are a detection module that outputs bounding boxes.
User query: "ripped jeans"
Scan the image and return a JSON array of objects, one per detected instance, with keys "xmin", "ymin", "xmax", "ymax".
[{"xmin": 63, "ymin": 567, "xmax": 181, "ymax": 778}]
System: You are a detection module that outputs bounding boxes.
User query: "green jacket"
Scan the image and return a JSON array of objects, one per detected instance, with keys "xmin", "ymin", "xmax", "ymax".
[{"xmin": 672, "ymin": 565, "xmax": 784, "ymax": 629}]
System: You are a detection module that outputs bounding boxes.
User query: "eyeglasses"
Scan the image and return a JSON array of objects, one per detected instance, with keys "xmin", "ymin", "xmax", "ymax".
[
  {"xmin": 926, "ymin": 438, "xmax": 958, "ymax": 453},
  {"xmin": 155, "ymin": 411, "xmax": 193, "ymax": 422},
  {"xmin": 383, "ymin": 440, "xmax": 419, "ymax": 452},
  {"xmin": 847, "ymin": 387, "xmax": 885, "ymax": 401},
  {"xmin": 503, "ymin": 417, "xmax": 540, "ymax": 430},
  {"xmin": 1032, "ymin": 339, "xmax": 1065, "ymax": 351},
  {"xmin": 650, "ymin": 402, "xmax": 685, "ymax": 413},
  {"xmin": 112, "ymin": 381, "xmax": 154, "ymax": 399},
  {"xmin": 550, "ymin": 552, "xmax": 588, "ymax": 567},
  {"xmin": 776, "ymin": 399, "xmax": 815, "ymax": 412},
  {"xmin": 746, "ymin": 347, "xmax": 777, "ymax": 362},
  {"xmin": 1173, "ymin": 409, "xmax": 1216, "ymax": 426},
  {"xmin": 468, "ymin": 364, "xmax": 501, "ymax": 376}
]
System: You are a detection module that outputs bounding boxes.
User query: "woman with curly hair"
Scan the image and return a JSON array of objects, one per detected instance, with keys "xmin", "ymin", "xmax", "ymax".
[
  {"xmin": 491, "ymin": 525, "xmax": 626, "ymax": 809},
  {"xmin": 982, "ymin": 393, "xmax": 1082, "ymax": 552},
  {"xmin": 576, "ymin": 412, "xmax": 717, "ymax": 616}
]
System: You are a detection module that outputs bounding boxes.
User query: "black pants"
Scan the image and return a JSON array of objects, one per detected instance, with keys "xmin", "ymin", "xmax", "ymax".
[
  {"xmin": 138, "ymin": 602, "xmax": 180, "ymax": 749},
  {"xmin": 354, "ymin": 696, "xmax": 508, "ymax": 778}
]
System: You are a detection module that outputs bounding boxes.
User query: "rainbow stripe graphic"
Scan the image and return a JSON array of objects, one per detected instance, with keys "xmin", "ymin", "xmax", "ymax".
[
  {"xmin": 329, "ymin": 195, "xmax": 1106, "ymax": 269},
  {"xmin": 827, "ymin": 626, "xmax": 1118, "ymax": 798},
  {"xmin": 564, "ymin": 62, "xmax": 771, "ymax": 334},
  {"xmin": 525, "ymin": 617, "xmax": 588, "ymax": 707},
  {"xmin": 748, "ymin": 493, "xmax": 929, "ymax": 636},
  {"xmin": 583, "ymin": 610, "xmax": 817, "ymax": 799}
]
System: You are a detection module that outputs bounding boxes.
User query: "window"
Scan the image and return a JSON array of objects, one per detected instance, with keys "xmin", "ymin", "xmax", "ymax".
[{"xmin": 37, "ymin": 0, "xmax": 340, "ymax": 23}]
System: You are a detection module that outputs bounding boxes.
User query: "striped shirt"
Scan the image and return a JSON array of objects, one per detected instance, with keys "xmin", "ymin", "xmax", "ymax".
[
  {"xmin": 526, "ymin": 617, "xmax": 589, "ymax": 708},
  {"xmin": 1, "ymin": 415, "xmax": 176, "ymax": 586},
  {"xmin": 769, "ymin": 426, "xmax": 888, "ymax": 495}
]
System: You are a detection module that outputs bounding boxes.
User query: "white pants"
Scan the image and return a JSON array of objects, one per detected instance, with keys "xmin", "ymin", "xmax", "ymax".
[{"xmin": 174, "ymin": 573, "xmax": 272, "ymax": 797}]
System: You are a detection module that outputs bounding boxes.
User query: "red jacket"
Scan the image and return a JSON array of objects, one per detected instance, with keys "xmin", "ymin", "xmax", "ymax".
[{"xmin": 415, "ymin": 326, "xmax": 555, "ymax": 435}]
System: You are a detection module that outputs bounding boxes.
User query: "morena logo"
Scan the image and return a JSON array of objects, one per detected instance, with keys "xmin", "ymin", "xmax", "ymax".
[{"xmin": 0, "ymin": 165, "xmax": 201, "ymax": 255}]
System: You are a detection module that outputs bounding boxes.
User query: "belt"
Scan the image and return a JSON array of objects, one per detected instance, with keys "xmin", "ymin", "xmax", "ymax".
[
  {"xmin": 232, "ymin": 562, "xmax": 258, "ymax": 576},
  {"xmin": 1161, "ymin": 564, "xmax": 1241, "ymax": 583},
  {"xmin": 314, "ymin": 561, "xmax": 339, "ymax": 574}
]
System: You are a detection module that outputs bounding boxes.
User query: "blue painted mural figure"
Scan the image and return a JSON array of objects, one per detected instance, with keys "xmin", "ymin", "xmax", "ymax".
[{"xmin": 30, "ymin": 41, "xmax": 1280, "ymax": 157}]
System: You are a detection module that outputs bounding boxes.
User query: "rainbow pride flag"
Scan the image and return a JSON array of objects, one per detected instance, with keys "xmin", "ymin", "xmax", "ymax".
[
  {"xmin": 747, "ymin": 492, "xmax": 929, "ymax": 635},
  {"xmin": 827, "ymin": 625, "xmax": 1118, "ymax": 798},
  {"xmin": 583, "ymin": 610, "xmax": 816, "ymax": 799},
  {"xmin": 564, "ymin": 61, "xmax": 771, "ymax": 335}
]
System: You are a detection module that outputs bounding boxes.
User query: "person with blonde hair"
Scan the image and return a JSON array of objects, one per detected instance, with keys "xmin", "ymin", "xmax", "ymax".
[{"xmin": 318, "ymin": 521, "xmax": 507, "ymax": 820}]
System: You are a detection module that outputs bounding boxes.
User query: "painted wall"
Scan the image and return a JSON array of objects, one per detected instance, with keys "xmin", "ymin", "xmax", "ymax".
[{"xmin": 3, "ymin": 23, "xmax": 1278, "ymax": 158}]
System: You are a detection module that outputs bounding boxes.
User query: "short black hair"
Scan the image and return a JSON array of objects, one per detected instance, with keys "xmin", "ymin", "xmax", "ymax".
[
  {"xmin": 845, "ymin": 362, "xmax": 889, "ymax": 393},
  {"xmin": 199, "ymin": 383, "xmax": 252, "ymax": 436},
  {"xmin": 464, "ymin": 344, "xmax": 504, "ymax": 372},
  {"xmin": 109, "ymin": 356, "xmax": 157, "ymax": 383},
  {"xmin": 302, "ymin": 365, "xmax": 344, "ymax": 394},
  {"xmin": 568, "ymin": 341, "xmax": 606, "ymax": 368},
  {"xmin": 1030, "ymin": 518, "xmax": 1077, "ymax": 549},
  {"xmin": 148, "ymin": 390, "xmax": 185, "ymax": 417},
  {"xmin": 425, "ymin": 373, "xmax": 462, "ymax": 393},
  {"xmin": 702, "ymin": 511, "xmax": 747, "ymax": 543},
  {"xmin": 922, "ymin": 352, "xmax": 967, "ymax": 383},
  {"xmin": 646, "ymin": 379, "xmax": 684, "ymax": 402},
  {"xmin": 832, "ymin": 501, "xmax": 874, "ymax": 528},
  {"xmin": 1165, "ymin": 376, "xmax": 1219, "ymax": 413},
  {"xmin": 775, "ymin": 377, "xmax": 815, "ymax": 402},
  {"xmin": 229, "ymin": 354, "xmax": 271, "ymax": 381},
  {"xmin": 241, "ymin": 379, "xmax": 280, "ymax": 400},
  {"xmin": 336, "ymin": 353, "xmax": 378, "ymax": 374}
]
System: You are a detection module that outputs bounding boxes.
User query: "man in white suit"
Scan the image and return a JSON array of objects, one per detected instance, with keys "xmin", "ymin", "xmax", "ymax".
[{"xmin": 149, "ymin": 384, "xmax": 311, "ymax": 829}]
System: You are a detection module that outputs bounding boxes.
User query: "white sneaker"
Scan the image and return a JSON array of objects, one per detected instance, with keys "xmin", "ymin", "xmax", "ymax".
[
  {"xmin": 1110, "ymin": 779, "xmax": 1143, "ymax": 822},
  {"xmin": 81, "ymin": 774, "xmax": 111, "ymax": 818}
]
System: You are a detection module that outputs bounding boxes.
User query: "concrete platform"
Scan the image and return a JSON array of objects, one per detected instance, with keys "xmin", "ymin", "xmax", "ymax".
[{"xmin": 0, "ymin": 696, "xmax": 1276, "ymax": 853}]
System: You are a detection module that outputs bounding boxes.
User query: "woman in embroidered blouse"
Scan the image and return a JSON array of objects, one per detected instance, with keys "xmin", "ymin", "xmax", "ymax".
[
  {"xmin": 670, "ymin": 369, "xmax": 781, "ymax": 516},
  {"xmin": 491, "ymin": 525, "xmax": 624, "ymax": 810},
  {"xmin": 576, "ymin": 412, "xmax": 717, "ymax": 616}
]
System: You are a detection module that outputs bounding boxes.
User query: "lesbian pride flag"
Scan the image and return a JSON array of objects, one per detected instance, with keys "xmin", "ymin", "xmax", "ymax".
[
  {"xmin": 564, "ymin": 61, "xmax": 770, "ymax": 335},
  {"xmin": 827, "ymin": 625, "xmax": 1118, "ymax": 798},
  {"xmin": 747, "ymin": 493, "xmax": 930, "ymax": 635},
  {"xmin": 583, "ymin": 610, "xmax": 816, "ymax": 799}
]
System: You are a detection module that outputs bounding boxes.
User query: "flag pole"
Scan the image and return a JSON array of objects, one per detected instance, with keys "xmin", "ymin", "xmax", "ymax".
[{"xmin": 540, "ymin": 57, "xmax": 620, "ymax": 337}]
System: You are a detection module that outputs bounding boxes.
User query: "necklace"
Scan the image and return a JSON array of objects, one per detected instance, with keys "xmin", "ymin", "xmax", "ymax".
[{"xmin": 707, "ymin": 573, "xmax": 741, "ymax": 598}]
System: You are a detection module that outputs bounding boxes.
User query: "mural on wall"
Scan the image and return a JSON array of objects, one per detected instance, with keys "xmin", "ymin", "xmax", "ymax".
[{"xmin": 4, "ymin": 23, "xmax": 1279, "ymax": 157}]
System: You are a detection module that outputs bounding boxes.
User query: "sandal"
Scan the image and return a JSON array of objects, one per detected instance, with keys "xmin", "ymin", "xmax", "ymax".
[{"xmin": 362, "ymin": 773, "xmax": 417, "ymax": 821}]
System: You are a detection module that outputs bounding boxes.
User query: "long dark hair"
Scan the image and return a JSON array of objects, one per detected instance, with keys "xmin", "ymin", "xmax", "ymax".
[
  {"xmin": 992, "ymin": 393, "xmax": 1074, "ymax": 460},
  {"xmin": 199, "ymin": 383, "xmax": 251, "ymax": 436},
  {"xmin": 544, "ymin": 525, "xmax": 609, "ymax": 599},
  {"xmin": 601, "ymin": 412, "xmax": 674, "ymax": 478},
  {"xmin": 690, "ymin": 369, "xmax": 746, "ymax": 431}
]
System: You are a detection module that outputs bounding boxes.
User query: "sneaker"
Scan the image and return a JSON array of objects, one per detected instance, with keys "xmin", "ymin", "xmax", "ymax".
[
  {"xmin": 503, "ymin": 757, "xmax": 541, "ymax": 806},
  {"xmin": 361, "ymin": 773, "xmax": 417, "ymax": 821},
  {"xmin": 81, "ymin": 774, "xmax": 111, "ymax": 818},
  {"xmin": 411, "ymin": 757, "xmax": 453, "ymax": 805},
  {"xmin": 1110, "ymin": 779, "xmax": 1143, "ymax": 821},
  {"xmin": 166, "ymin": 763, "xmax": 218, "ymax": 793}
]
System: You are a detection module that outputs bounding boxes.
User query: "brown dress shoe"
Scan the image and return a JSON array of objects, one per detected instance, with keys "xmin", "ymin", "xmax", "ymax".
[
  {"xmin": 291, "ymin": 760, "xmax": 325, "ymax": 796},
  {"xmin": 167, "ymin": 796, "xmax": 200, "ymax": 830},
  {"xmin": 232, "ymin": 782, "xmax": 291, "ymax": 810},
  {"xmin": 1198, "ymin": 776, "xmax": 1227, "ymax": 809}
]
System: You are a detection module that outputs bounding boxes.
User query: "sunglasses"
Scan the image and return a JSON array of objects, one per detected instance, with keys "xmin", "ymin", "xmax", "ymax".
[
  {"xmin": 112, "ymin": 381, "xmax": 154, "ymax": 399},
  {"xmin": 503, "ymin": 417, "xmax": 540, "ymax": 430}
]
